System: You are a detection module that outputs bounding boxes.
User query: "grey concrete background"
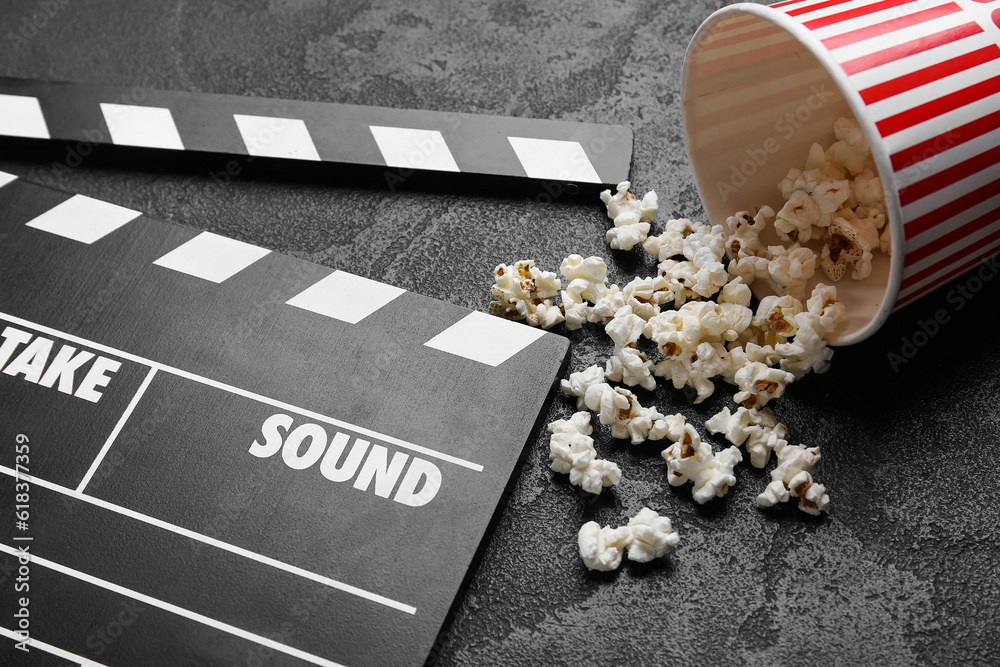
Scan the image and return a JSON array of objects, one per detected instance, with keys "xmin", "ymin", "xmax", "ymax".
[{"xmin": 1, "ymin": 1, "xmax": 998, "ymax": 665}]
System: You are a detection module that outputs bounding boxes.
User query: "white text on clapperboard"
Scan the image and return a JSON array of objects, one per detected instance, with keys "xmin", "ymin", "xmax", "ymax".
[
  {"xmin": 0, "ymin": 326, "xmax": 120, "ymax": 402},
  {"xmin": 250, "ymin": 414, "xmax": 442, "ymax": 508},
  {"xmin": 1, "ymin": 325, "xmax": 443, "ymax": 507}
]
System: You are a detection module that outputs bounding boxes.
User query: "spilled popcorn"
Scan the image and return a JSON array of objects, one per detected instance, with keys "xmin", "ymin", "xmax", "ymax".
[
  {"xmin": 577, "ymin": 506, "xmax": 679, "ymax": 571},
  {"xmin": 488, "ymin": 259, "xmax": 564, "ymax": 329},
  {"xmin": 757, "ymin": 443, "xmax": 830, "ymax": 515},
  {"xmin": 705, "ymin": 405, "xmax": 787, "ymax": 468},
  {"xmin": 661, "ymin": 417, "xmax": 743, "ymax": 505},
  {"xmin": 577, "ymin": 521, "xmax": 634, "ymax": 571},
  {"xmin": 486, "ymin": 119, "xmax": 882, "ymax": 570},
  {"xmin": 601, "ymin": 181, "xmax": 658, "ymax": 251},
  {"xmin": 625, "ymin": 507, "xmax": 680, "ymax": 563},
  {"xmin": 547, "ymin": 412, "xmax": 622, "ymax": 495}
]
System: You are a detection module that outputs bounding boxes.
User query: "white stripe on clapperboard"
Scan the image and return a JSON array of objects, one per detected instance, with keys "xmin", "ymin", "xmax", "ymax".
[
  {"xmin": 0, "ymin": 311, "xmax": 484, "ymax": 473},
  {"xmin": 0, "ymin": 625, "xmax": 110, "ymax": 666},
  {"xmin": 76, "ymin": 366, "xmax": 159, "ymax": 493},
  {"xmin": 0, "ymin": 543, "xmax": 346, "ymax": 667},
  {"xmin": 0, "ymin": 465, "xmax": 417, "ymax": 614}
]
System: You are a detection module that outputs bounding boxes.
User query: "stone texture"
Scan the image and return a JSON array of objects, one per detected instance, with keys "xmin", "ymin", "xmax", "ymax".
[{"xmin": 1, "ymin": 1, "xmax": 997, "ymax": 665}]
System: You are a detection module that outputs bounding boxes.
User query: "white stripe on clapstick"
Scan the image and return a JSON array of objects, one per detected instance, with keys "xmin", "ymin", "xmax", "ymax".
[
  {"xmin": 0, "ymin": 626, "xmax": 110, "ymax": 667},
  {"xmin": 25, "ymin": 194, "xmax": 141, "ymax": 244},
  {"xmin": 233, "ymin": 114, "xmax": 321, "ymax": 161},
  {"xmin": 0, "ymin": 93, "xmax": 50, "ymax": 139},
  {"xmin": 76, "ymin": 367, "xmax": 159, "ymax": 494},
  {"xmin": 507, "ymin": 137, "xmax": 602, "ymax": 184},
  {"xmin": 286, "ymin": 270, "xmax": 406, "ymax": 324},
  {"xmin": 0, "ymin": 171, "xmax": 17, "ymax": 189},
  {"xmin": 0, "ymin": 542, "xmax": 348, "ymax": 667},
  {"xmin": 0, "ymin": 80, "xmax": 632, "ymax": 184},
  {"xmin": 100, "ymin": 103, "xmax": 185, "ymax": 151},
  {"xmin": 368, "ymin": 126, "xmax": 461, "ymax": 172},
  {"xmin": 153, "ymin": 231, "xmax": 271, "ymax": 283},
  {"xmin": 424, "ymin": 311, "xmax": 546, "ymax": 367}
]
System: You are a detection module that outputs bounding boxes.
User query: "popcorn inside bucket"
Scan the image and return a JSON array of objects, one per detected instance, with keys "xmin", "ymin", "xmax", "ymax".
[{"xmin": 682, "ymin": 4, "xmax": 905, "ymax": 344}]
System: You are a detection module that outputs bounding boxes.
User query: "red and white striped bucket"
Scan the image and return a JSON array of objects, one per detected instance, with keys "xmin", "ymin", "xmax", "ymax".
[{"xmin": 683, "ymin": 0, "xmax": 1000, "ymax": 344}]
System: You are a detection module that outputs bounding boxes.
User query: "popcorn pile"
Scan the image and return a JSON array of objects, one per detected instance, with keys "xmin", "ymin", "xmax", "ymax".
[
  {"xmin": 488, "ymin": 117, "xmax": 877, "ymax": 570},
  {"xmin": 726, "ymin": 117, "xmax": 890, "ymax": 299}
]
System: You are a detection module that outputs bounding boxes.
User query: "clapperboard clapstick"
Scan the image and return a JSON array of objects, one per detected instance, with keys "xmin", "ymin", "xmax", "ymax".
[
  {"xmin": 0, "ymin": 171, "xmax": 569, "ymax": 666},
  {"xmin": 0, "ymin": 77, "xmax": 632, "ymax": 192}
]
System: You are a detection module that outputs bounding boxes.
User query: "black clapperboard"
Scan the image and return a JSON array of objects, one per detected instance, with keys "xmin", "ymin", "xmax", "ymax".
[
  {"xmin": 0, "ymin": 80, "xmax": 632, "ymax": 666},
  {"xmin": 0, "ymin": 78, "xmax": 633, "ymax": 190}
]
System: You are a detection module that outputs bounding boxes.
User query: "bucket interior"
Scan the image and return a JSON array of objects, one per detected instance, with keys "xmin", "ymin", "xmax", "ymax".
[{"xmin": 683, "ymin": 8, "xmax": 898, "ymax": 345}]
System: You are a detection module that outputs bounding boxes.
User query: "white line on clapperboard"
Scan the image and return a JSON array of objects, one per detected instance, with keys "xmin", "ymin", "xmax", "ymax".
[
  {"xmin": 0, "ymin": 625, "xmax": 110, "ymax": 666},
  {"xmin": 0, "ymin": 310, "xmax": 485, "ymax": 472},
  {"xmin": 76, "ymin": 366, "xmax": 158, "ymax": 493},
  {"xmin": 0, "ymin": 465, "xmax": 420, "ymax": 615},
  {"xmin": 0, "ymin": 544, "xmax": 346, "ymax": 667}
]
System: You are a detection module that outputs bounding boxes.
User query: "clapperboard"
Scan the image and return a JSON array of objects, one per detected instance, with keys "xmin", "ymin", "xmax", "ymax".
[
  {"xmin": 0, "ymin": 77, "xmax": 633, "ymax": 190},
  {"xmin": 0, "ymin": 77, "xmax": 627, "ymax": 667},
  {"xmin": 0, "ymin": 173, "xmax": 569, "ymax": 666}
]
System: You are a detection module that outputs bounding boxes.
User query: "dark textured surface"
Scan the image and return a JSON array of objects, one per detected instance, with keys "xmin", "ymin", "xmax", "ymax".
[{"xmin": 1, "ymin": 1, "xmax": 997, "ymax": 665}]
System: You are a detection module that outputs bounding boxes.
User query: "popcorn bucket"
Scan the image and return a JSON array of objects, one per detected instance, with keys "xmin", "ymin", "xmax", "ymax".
[{"xmin": 682, "ymin": 0, "xmax": 1000, "ymax": 344}]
